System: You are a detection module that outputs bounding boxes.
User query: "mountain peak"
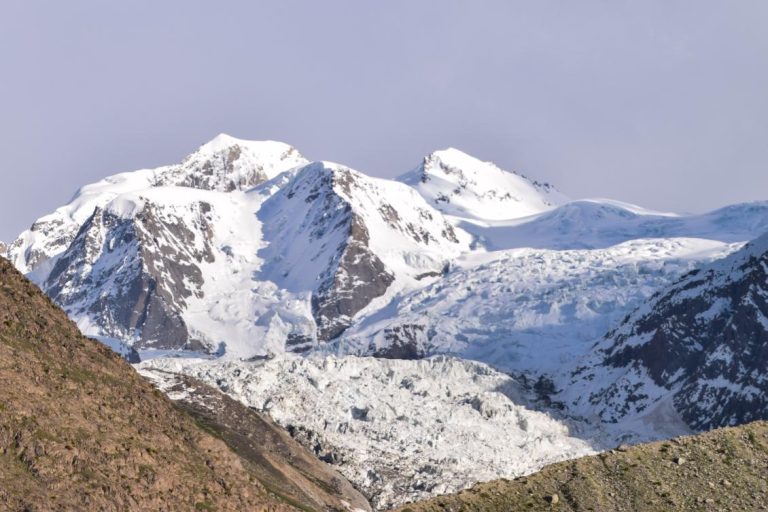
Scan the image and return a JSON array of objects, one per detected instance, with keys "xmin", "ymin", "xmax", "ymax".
[
  {"xmin": 399, "ymin": 148, "xmax": 567, "ymax": 221},
  {"xmin": 193, "ymin": 133, "xmax": 296, "ymax": 157},
  {"xmin": 165, "ymin": 135, "xmax": 308, "ymax": 192},
  {"xmin": 425, "ymin": 147, "xmax": 488, "ymax": 168}
]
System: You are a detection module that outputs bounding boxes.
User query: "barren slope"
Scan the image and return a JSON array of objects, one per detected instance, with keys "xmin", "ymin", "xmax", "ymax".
[
  {"xmin": 395, "ymin": 421, "xmax": 768, "ymax": 512},
  {"xmin": 0, "ymin": 257, "xmax": 295, "ymax": 511}
]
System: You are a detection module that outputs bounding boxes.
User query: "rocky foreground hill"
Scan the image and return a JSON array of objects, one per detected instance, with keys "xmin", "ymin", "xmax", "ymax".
[
  {"xmin": 0, "ymin": 257, "xmax": 368, "ymax": 511},
  {"xmin": 396, "ymin": 420, "xmax": 768, "ymax": 512}
]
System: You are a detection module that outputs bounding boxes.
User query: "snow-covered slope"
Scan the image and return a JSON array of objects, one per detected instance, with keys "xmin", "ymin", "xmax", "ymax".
[
  {"xmin": 564, "ymin": 231, "xmax": 768, "ymax": 432},
  {"xmin": 399, "ymin": 148, "xmax": 566, "ymax": 221},
  {"xmin": 138, "ymin": 355, "xmax": 596, "ymax": 509},
  {"xmin": 455, "ymin": 199, "xmax": 768, "ymax": 251},
  {"xmin": 336, "ymin": 238, "xmax": 738, "ymax": 371},
  {"xmin": 42, "ymin": 186, "xmax": 263, "ymax": 352}
]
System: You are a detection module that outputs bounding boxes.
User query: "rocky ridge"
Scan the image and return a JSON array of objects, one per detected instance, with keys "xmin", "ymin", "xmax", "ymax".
[{"xmin": 565, "ymin": 231, "xmax": 768, "ymax": 431}]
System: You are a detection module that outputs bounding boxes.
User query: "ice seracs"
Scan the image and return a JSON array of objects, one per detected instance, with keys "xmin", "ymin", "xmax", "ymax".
[
  {"xmin": 337, "ymin": 237, "xmax": 739, "ymax": 371},
  {"xmin": 138, "ymin": 354, "xmax": 596, "ymax": 510}
]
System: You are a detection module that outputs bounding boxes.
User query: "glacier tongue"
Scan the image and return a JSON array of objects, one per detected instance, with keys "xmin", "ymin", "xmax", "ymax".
[{"xmin": 138, "ymin": 354, "xmax": 597, "ymax": 510}]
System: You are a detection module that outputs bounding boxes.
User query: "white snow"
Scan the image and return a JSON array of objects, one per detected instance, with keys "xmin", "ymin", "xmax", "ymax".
[
  {"xmin": 138, "ymin": 354, "xmax": 597, "ymax": 509},
  {"xmin": 6, "ymin": 134, "xmax": 306, "ymax": 276},
  {"xmin": 399, "ymin": 148, "xmax": 567, "ymax": 221},
  {"xmin": 337, "ymin": 237, "xmax": 737, "ymax": 373}
]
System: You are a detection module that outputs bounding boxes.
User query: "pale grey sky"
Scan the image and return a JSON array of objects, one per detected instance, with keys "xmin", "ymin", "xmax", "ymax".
[{"xmin": 1, "ymin": 1, "xmax": 767, "ymax": 241}]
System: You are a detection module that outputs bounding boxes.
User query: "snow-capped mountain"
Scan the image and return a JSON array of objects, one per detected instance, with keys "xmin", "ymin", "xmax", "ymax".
[
  {"xmin": 8, "ymin": 138, "xmax": 471, "ymax": 355},
  {"xmin": 258, "ymin": 161, "xmax": 470, "ymax": 345},
  {"xmin": 10, "ymin": 134, "xmax": 768, "ymax": 508},
  {"xmin": 564, "ymin": 230, "xmax": 768, "ymax": 431},
  {"xmin": 6, "ymin": 134, "xmax": 306, "ymax": 277},
  {"xmin": 399, "ymin": 148, "xmax": 566, "ymax": 222},
  {"xmin": 8, "ymin": 134, "xmax": 768, "ymax": 364}
]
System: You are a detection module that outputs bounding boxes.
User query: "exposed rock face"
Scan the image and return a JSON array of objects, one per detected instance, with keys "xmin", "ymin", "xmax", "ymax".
[
  {"xmin": 369, "ymin": 323, "xmax": 429, "ymax": 360},
  {"xmin": 311, "ymin": 213, "xmax": 395, "ymax": 341},
  {"xmin": 259, "ymin": 161, "xmax": 469, "ymax": 345},
  {"xmin": 569, "ymin": 232, "xmax": 768, "ymax": 431},
  {"xmin": 43, "ymin": 200, "xmax": 215, "ymax": 350}
]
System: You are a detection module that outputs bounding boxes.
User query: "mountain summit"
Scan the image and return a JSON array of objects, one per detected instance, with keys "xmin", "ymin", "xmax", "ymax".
[
  {"xmin": 399, "ymin": 148, "xmax": 567, "ymax": 221},
  {"xmin": 157, "ymin": 133, "xmax": 307, "ymax": 191},
  {"xmin": 6, "ymin": 138, "xmax": 475, "ymax": 356}
]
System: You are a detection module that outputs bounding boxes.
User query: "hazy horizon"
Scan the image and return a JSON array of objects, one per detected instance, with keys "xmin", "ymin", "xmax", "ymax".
[{"xmin": 2, "ymin": 1, "xmax": 767, "ymax": 241}]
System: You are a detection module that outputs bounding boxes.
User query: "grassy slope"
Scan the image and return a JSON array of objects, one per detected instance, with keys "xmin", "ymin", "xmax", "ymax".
[
  {"xmin": 395, "ymin": 421, "xmax": 768, "ymax": 512},
  {"xmin": 0, "ymin": 257, "xmax": 295, "ymax": 511}
]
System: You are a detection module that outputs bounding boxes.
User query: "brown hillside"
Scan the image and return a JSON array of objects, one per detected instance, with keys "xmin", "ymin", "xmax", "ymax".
[
  {"xmin": 0, "ymin": 257, "xmax": 294, "ymax": 511},
  {"xmin": 395, "ymin": 421, "xmax": 768, "ymax": 512}
]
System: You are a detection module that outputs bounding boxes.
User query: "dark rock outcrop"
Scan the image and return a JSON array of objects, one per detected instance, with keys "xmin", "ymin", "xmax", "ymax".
[
  {"xmin": 312, "ymin": 214, "xmax": 395, "ymax": 341},
  {"xmin": 44, "ymin": 201, "xmax": 215, "ymax": 350},
  {"xmin": 578, "ymin": 232, "xmax": 768, "ymax": 430}
]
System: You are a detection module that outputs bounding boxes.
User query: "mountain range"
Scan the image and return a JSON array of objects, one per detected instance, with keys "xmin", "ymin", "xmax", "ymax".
[{"xmin": 4, "ymin": 134, "xmax": 768, "ymax": 508}]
